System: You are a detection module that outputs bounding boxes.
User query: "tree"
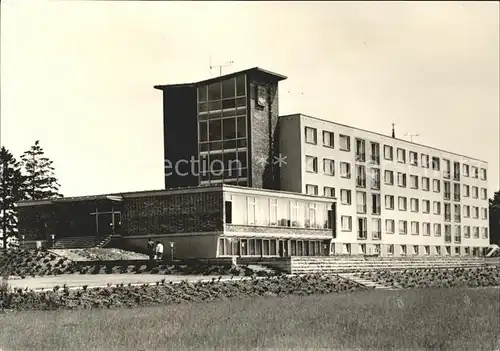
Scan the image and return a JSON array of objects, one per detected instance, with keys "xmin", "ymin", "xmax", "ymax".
[
  {"xmin": 489, "ymin": 191, "xmax": 500, "ymax": 245},
  {"xmin": 20, "ymin": 140, "xmax": 63, "ymax": 200},
  {"xmin": 0, "ymin": 147, "xmax": 27, "ymax": 248}
]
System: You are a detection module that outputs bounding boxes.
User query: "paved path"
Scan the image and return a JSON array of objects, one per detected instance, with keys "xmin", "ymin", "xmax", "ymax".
[{"xmin": 4, "ymin": 274, "xmax": 226, "ymax": 291}]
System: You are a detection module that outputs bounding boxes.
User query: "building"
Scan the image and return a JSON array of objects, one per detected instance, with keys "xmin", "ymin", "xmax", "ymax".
[
  {"xmin": 279, "ymin": 113, "xmax": 490, "ymax": 256},
  {"xmin": 16, "ymin": 67, "xmax": 490, "ymax": 257},
  {"xmin": 16, "ymin": 185, "xmax": 335, "ymax": 258}
]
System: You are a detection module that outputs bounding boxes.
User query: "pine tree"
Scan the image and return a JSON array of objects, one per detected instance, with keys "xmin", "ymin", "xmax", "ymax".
[
  {"xmin": 489, "ymin": 191, "xmax": 500, "ymax": 245},
  {"xmin": 0, "ymin": 147, "xmax": 27, "ymax": 248},
  {"xmin": 20, "ymin": 140, "xmax": 63, "ymax": 200}
]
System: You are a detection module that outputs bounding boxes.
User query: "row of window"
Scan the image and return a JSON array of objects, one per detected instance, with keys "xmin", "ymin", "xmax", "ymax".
[
  {"xmin": 340, "ymin": 216, "xmax": 489, "ymax": 240},
  {"xmin": 304, "ymin": 164, "xmax": 488, "ymax": 200},
  {"xmin": 304, "ymin": 126, "xmax": 487, "ymax": 180}
]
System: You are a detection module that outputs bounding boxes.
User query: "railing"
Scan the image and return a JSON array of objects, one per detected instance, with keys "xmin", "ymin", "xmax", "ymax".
[
  {"xmin": 372, "ymin": 206, "xmax": 381, "ymax": 215},
  {"xmin": 355, "ymin": 153, "xmax": 366, "ymax": 162},
  {"xmin": 454, "ymin": 215, "xmax": 461, "ymax": 223},
  {"xmin": 356, "ymin": 178, "xmax": 366, "ymax": 187},
  {"xmin": 370, "ymin": 155, "xmax": 380, "ymax": 164},
  {"xmin": 444, "ymin": 235, "xmax": 452, "ymax": 243},
  {"xmin": 453, "ymin": 194, "xmax": 460, "ymax": 201},
  {"xmin": 372, "ymin": 231, "xmax": 381, "ymax": 240},
  {"xmin": 357, "ymin": 231, "xmax": 367, "ymax": 240},
  {"xmin": 356, "ymin": 204, "xmax": 367, "ymax": 213},
  {"xmin": 443, "ymin": 171, "xmax": 451, "ymax": 178},
  {"xmin": 371, "ymin": 181, "xmax": 380, "ymax": 190},
  {"xmin": 444, "ymin": 192, "xmax": 451, "ymax": 200},
  {"xmin": 444, "ymin": 213, "xmax": 451, "ymax": 221},
  {"xmin": 454, "ymin": 236, "xmax": 461, "ymax": 244}
]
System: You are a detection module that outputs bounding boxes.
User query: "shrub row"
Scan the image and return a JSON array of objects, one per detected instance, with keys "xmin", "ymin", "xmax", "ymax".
[
  {"xmin": 357, "ymin": 267, "xmax": 500, "ymax": 289},
  {"xmin": 0, "ymin": 274, "xmax": 366, "ymax": 311}
]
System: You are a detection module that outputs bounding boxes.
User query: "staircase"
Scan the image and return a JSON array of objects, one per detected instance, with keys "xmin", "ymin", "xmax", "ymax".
[
  {"xmin": 338, "ymin": 272, "xmax": 400, "ymax": 290},
  {"xmin": 53, "ymin": 236, "xmax": 99, "ymax": 249},
  {"xmin": 289, "ymin": 256, "xmax": 491, "ymax": 274}
]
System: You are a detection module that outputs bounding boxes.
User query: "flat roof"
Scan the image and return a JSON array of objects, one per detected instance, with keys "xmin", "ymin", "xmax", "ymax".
[
  {"xmin": 16, "ymin": 184, "xmax": 335, "ymax": 207},
  {"xmin": 280, "ymin": 113, "xmax": 488, "ymax": 163},
  {"xmin": 154, "ymin": 67, "xmax": 287, "ymax": 90}
]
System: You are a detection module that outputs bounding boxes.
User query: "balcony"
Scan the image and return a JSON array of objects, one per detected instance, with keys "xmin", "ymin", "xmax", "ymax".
[
  {"xmin": 454, "ymin": 215, "xmax": 461, "ymax": 223},
  {"xmin": 356, "ymin": 204, "xmax": 367, "ymax": 213},
  {"xmin": 444, "ymin": 213, "xmax": 451, "ymax": 222},
  {"xmin": 355, "ymin": 153, "xmax": 366, "ymax": 162},
  {"xmin": 444, "ymin": 192, "xmax": 451, "ymax": 200},
  {"xmin": 370, "ymin": 155, "xmax": 380, "ymax": 165},
  {"xmin": 443, "ymin": 171, "xmax": 451, "ymax": 179},
  {"xmin": 444, "ymin": 235, "xmax": 452, "ymax": 243},
  {"xmin": 372, "ymin": 206, "xmax": 381, "ymax": 215},
  {"xmin": 356, "ymin": 178, "xmax": 366, "ymax": 188},
  {"xmin": 372, "ymin": 231, "xmax": 381, "ymax": 240},
  {"xmin": 453, "ymin": 174, "xmax": 460, "ymax": 181},
  {"xmin": 454, "ymin": 236, "xmax": 461, "ymax": 244},
  {"xmin": 371, "ymin": 181, "xmax": 380, "ymax": 190},
  {"xmin": 453, "ymin": 194, "xmax": 460, "ymax": 202},
  {"xmin": 357, "ymin": 231, "xmax": 367, "ymax": 240}
]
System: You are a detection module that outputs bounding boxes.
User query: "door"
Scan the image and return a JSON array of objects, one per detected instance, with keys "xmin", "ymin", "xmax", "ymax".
[{"xmin": 278, "ymin": 240, "xmax": 287, "ymax": 257}]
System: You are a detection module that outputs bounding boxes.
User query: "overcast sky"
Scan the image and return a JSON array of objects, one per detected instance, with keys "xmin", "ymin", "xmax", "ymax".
[{"xmin": 1, "ymin": 1, "xmax": 498, "ymax": 197}]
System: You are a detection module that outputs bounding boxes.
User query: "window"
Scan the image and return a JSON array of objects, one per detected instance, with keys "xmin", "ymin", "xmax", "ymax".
[
  {"xmin": 423, "ymin": 222, "xmax": 431, "ymax": 236},
  {"xmin": 341, "ymin": 216, "xmax": 352, "ymax": 231},
  {"xmin": 397, "ymin": 148, "xmax": 406, "ymax": 163},
  {"xmin": 356, "ymin": 191, "xmax": 367, "ymax": 214},
  {"xmin": 481, "ymin": 188, "xmax": 487, "ymax": 200},
  {"xmin": 306, "ymin": 184, "xmax": 318, "ymax": 196},
  {"xmin": 464, "ymin": 226, "xmax": 470, "ymax": 238},
  {"xmin": 433, "ymin": 179, "xmax": 441, "ymax": 193},
  {"xmin": 480, "ymin": 168, "xmax": 487, "ymax": 180},
  {"xmin": 472, "ymin": 166, "xmax": 478, "ymax": 178},
  {"xmin": 370, "ymin": 168, "xmax": 380, "ymax": 190},
  {"xmin": 225, "ymin": 201, "xmax": 232, "ymax": 224},
  {"xmin": 481, "ymin": 208, "xmax": 488, "ymax": 220},
  {"xmin": 454, "ymin": 204, "xmax": 461, "ymax": 222},
  {"xmin": 435, "ymin": 246, "xmax": 441, "ymax": 255},
  {"xmin": 410, "ymin": 175, "xmax": 419, "ymax": 189},
  {"xmin": 444, "ymin": 181, "xmax": 451, "ymax": 200},
  {"xmin": 434, "ymin": 223, "xmax": 441, "ymax": 236},
  {"xmin": 388, "ymin": 244, "xmax": 395, "ymax": 255},
  {"xmin": 398, "ymin": 196, "xmax": 407, "ymax": 211},
  {"xmin": 432, "ymin": 157, "xmax": 440, "ymax": 171},
  {"xmin": 410, "ymin": 198, "xmax": 419, "ymax": 212},
  {"xmin": 340, "ymin": 162, "xmax": 351, "ymax": 178},
  {"xmin": 269, "ymin": 198, "xmax": 278, "ymax": 226},
  {"xmin": 323, "ymin": 158, "xmax": 335, "ymax": 176},
  {"xmin": 463, "ymin": 185, "xmax": 470, "ymax": 197},
  {"xmin": 473, "ymin": 226, "xmax": 479, "ymax": 238},
  {"xmin": 397, "ymin": 173, "xmax": 407, "ymax": 187},
  {"xmin": 424, "ymin": 245, "xmax": 430, "ymax": 255},
  {"xmin": 472, "ymin": 186, "xmax": 478, "ymax": 199},
  {"xmin": 356, "ymin": 165, "xmax": 366, "ymax": 188},
  {"xmin": 340, "ymin": 189, "xmax": 352, "ymax": 205},
  {"xmin": 384, "ymin": 170, "xmax": 394, "ymax": 185},
  {"xmin": 385, "ymin": 219, "xmax": 395, "ymax": 234},
  {"xmin": 421, "ymin": 177, "xmax": 430, "ymax": 191},
  {"xmin": 463, "ymin": 205, "xmax": 470, "ymax": 218},
  {"xmin": 443, "ymin": 159, "xmax": 451, "ymax": 178},
  {"xmin": 409, "ymin": 151, "xmax": 418, "ymax": 166},
  {"xmin": 385, "ymin": 195, "xmax": 394, "ymax": 210},
  {"xmin": 247, "ymin": 197, "xmax": 256, "ymax": 225},
  {"xmin": 372, "ymin": 194, "xmax": 381, "ymax": 215},
  {"xmin": 324, "ymin": 187, "xmax": 335, "ymax": 198},
  {"xmin": 339, "ymin": 134, "xmax": 350, "ymax": 151},
  {"xmin": 454, "ymin": 225, "xmax": 461, "ymax": 243},
  {"xmin": 444, "ymin": 203, "xmax": 451, "ymax": 221},
  {"xmin": 357, "ymin": 217, "xmax": 367, "ymax": 239},
  {"xmin": 422, "ymin": 200, "xmax": 430, "ymax": 213},
  {"xmin": 453, "ymin": 162, "xmax": 460, "ymax": 181},
  {"xmin": 384, "ymin": 145, "xmax": 393, "ymax": 160},
  {"xmin": 370, "ymin": 142, "xmax": 380, "ymax": 164},
  {"xmin": 355, "ymin": 139, "xmax": 366, "ymax": 162},
  {"xmin": 411, "ymin": 221, "xmax": 420, "ymax": 235},
  {"xmin": 463, "ymin": 164, "xmax": 469, "ymax": 177},
  {"xmin": 306, "ymin": 156, "xmax": 318, "ymax": 173},
  {"xmin": 399, "ymin": 220, "xmax": 408, "ymax": 234},
  {"xmin": 372, "ymin": 218, "xmax": 381, "ymax": 239},
  {"xmin": 482, "ymin": 227, "xmax": 488, "ymax": 239},
  {"xmin": 421, "ymin": 154, "xmax": 429, "ymax": 168},
  {"xmin": 305, "ymin": 127, "xmax": 317, "ymax": 144},
  {"xmin": 433, "ymin": 201, "xmax": 441, "ymax": 215},
  {"xmin": 444, "ymin": 225, "xmax": 451, "ymax": 243},
  {"xmin": 453, "ymin": 183, "xmax": 461, "ymax": 201},
  {"xmin": 323, "ymin": 131, "xmax": 334, "ymax": 148}
]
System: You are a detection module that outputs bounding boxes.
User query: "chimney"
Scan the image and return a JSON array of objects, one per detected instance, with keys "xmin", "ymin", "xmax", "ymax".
[{"xmin": 392, "ymin": 123, "xmax": 395, "ymax": 138}]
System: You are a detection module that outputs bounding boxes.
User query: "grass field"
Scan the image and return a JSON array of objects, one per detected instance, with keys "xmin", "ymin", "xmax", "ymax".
[{"xmin": 1, "ymin": 287, "xmax": 499, "ymax": 351}]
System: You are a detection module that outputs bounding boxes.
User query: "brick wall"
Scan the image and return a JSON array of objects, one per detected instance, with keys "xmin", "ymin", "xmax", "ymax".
[
  {"xmin": 248, "ymin": 79, "xmax": 280, "ymax": 190},
  {"xmin": 122, "ymin": 191, "xmax": 224, "ymax": 235}
]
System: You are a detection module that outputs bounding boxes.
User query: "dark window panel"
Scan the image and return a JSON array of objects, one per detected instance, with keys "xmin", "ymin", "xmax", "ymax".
[
  {"xmin": 237, "ymin": 151, "xmax": 247, "ymax": 168},
  {"xmin": 199, "ymin": 122, "xmax": 208, "ymax": 142},
  {"xmin": 223, "ymin": 118, "xmax": 237, "ymax": 140},
  {"xmin": 198, "ymin": 86, "xmax": 207, "ymax": 102},
  {"xmin": 236, "ymin": 75, "xmax": 246, "ymax": 96},
  {"xmin": 207, "ymin": 82, "xmax": 221, "ymax": 101},
  {"xmin": 222, "ymin": 78, "xmax": 236, "ymax": 99},
  {"xmin": 208, "ymin": 120, "xmax": 222, "ymax": 141},
  {"xmin": 222, "ymin": 98, "xmax": 236, "ymax": 110},
  {"xmin": 236, "ymin": 116, "xmax": 246, "ymax": 138},
  {"xmin": 236, "ymin": 138, "xmax": 247, "ymax": 148},
  {"xmin": 223, "ymin": 139, "xmax": 237, "ymax": 150}
]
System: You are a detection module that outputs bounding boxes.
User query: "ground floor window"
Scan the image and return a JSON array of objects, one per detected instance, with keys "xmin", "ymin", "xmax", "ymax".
[{"xmin": 218, "ymin": 237, "xmax": 330, "ymax": 257}]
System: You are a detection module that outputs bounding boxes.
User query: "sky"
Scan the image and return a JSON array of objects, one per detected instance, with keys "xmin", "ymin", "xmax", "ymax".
[{"xmin": 1, "ymin": 1, "xmax": 499, "ymax": 197}]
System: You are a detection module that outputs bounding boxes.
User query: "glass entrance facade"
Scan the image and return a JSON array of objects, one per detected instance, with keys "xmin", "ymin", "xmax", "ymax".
[{"xmin": 197, "ymin": 74, "xmax": 248, "ymax": 186}]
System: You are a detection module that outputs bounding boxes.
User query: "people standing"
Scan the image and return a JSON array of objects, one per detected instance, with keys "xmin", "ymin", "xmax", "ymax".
[
  {"xmin": 155, "ymin": 241, "xmax": 164, "ymax": 261},
  {"xmin": 147, "ymin": 238, "xmax": 155, "ymax": 261}
]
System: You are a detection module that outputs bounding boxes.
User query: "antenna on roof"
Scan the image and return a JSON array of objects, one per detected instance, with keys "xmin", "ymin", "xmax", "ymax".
[
  {"xmin": 209, "ymin": 59, "xmax": 234, "ymax": 77},
  {"xmin": 404, "ymin": 132, "xmax": 420, "ymax": 143}
]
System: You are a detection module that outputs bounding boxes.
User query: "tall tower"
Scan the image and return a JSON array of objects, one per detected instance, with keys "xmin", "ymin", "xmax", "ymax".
[{"xmin": 154, "ymin": 67, "xmax": 287, "ymax": 190}]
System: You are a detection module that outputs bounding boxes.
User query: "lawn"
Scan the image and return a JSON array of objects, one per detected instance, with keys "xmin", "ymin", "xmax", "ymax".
[{"xmin": 1, "ymin": 287, "xmax": 499, "ymax": 351}]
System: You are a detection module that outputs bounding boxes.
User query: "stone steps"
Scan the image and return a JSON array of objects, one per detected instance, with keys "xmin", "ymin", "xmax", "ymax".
[{"xmin": 337, "ymin": 273, "xmax": 400, "ymax": 290}]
